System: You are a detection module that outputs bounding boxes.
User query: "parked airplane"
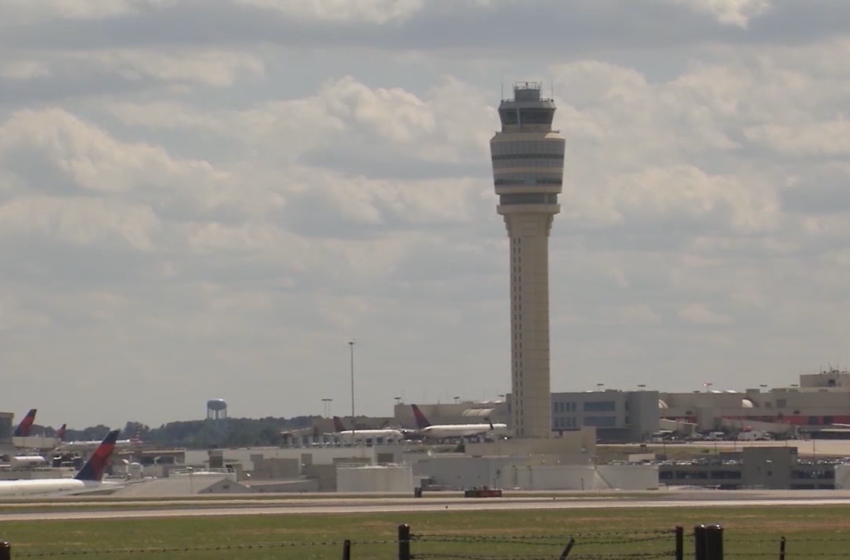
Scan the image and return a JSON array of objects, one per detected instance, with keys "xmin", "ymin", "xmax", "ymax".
[
  {"xmin": 55, "ymin": 430, "xmax": 142, "ymax": 451},
  {"xmin": 56, "ymin": 424, "xmax": 66, "ymax": 442},
  {"xmin": 331, "ymin": 417, "xmax": 405, "ymax": 443},
  {"xmin": 12, "ymin": 409, "xmax": 37, "ymax": 437},
  {"xmin": 410, "ymin": 404, "xmax": 509, "ymax": 439},
  {"xmin": 0, "ymin": 430, "xmax": 122, "ymax": 497}
]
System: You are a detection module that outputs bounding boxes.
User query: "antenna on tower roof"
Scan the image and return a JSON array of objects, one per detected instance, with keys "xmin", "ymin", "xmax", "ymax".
[{"xmin": 501, "ymin": 82, "xmax": 504, "ymax": 100}]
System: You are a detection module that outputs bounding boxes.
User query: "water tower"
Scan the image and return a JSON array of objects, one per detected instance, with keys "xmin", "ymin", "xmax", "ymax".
[
  {"xmin": 206, "ymin": 399, "xmax": 228, "ymax": 447},
  {"xmin": 207, "ymin": 399, "xmax": 228, "ymax": 420}
]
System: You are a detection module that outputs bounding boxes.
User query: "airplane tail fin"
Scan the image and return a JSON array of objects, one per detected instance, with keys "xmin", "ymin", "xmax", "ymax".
[
  {"xmin": 411, "ymin": 404, "xmax": 431, "ymax": 429},
  {"xmin": 488, "ymin": 418, "xmax": 495, "ymax": 430},
  {"xmin": 332, "ymin": 416, "xmax": 346, "ymax": 432},
  {"xmin": 57, "ymin": 424, "xmax": 67, "ymax": 442},
  {"xmin": 74, "ymin": 430, "xmax": 120, "ymax": 482},
  {"xmin": 13, "ymin": 409, "xmax": 37, "ymax": 437}
]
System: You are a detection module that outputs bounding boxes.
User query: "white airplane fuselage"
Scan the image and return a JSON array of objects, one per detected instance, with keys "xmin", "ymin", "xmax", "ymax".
[
  {"xmin": 0, "ymin": 479, "xmax": 116, "ymax": 498},
  {"xmin": 55, "ymin": 440, "xmax": 136, "ymax": 451},
  {"xmin": 335, "ymin": 429, "xmax": 404, "ymax": 443},
  {"xmin": 419, "ymin": 424, "xmax": 509, "ymax": 439}
]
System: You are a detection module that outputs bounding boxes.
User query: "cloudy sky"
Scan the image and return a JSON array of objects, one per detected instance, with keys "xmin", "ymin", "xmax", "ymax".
[{"xmin": 2, "ymin": 0, "xmax": 849, "ymax": 429}]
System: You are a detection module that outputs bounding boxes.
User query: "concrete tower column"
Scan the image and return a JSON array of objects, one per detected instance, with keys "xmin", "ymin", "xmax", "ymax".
[{"xmin": 490, "ymin": 82, "xmax": 564, "ymax": 439}]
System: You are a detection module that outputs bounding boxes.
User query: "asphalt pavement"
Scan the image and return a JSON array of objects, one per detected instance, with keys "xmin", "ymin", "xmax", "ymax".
[{"xmin": 3, "ymin": 492, "xmax": 850, "ymax": 521}]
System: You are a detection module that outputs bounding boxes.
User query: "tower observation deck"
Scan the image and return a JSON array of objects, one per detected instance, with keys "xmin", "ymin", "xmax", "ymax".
[{"xmin": 490, "ymin": 82, "xmax": 565, "ymax": 439}]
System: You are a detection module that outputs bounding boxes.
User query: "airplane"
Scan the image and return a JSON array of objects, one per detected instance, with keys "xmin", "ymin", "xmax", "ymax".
[
  {"xmin": 12, "ymin": 409, "xmax": 37, "ymax": 437},
  {"xmin": 0, "ymin": 430, "xmax": 122, "ymax": 497},
  {"xmin": 55, "ymin": 430, "xmax": 142, "ymax": 451},
  {"xmin": 410, "ymin": 404, "xmax": 509, "ymax": 440},
  {"xmin": 331, "ymin": 417, "xmax": 405, "ymax": 443},
  {"xmin": 56, "ymin": 424, "xmax": 66, "ymax": 442}
]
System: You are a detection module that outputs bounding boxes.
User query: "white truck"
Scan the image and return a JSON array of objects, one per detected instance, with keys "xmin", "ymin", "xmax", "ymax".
[{"xmin": 737, "ymin": 430, "xmax": 769, "ymax": 441}]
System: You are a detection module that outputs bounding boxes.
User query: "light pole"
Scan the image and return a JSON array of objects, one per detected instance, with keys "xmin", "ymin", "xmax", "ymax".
[{"xmin": 349, "ymin": 340, "xmax": 356, "ymax": 441}]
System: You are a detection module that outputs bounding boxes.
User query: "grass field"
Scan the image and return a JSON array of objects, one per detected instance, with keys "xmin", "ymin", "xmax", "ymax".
[{"xmin": 1, "ymin": 506, "xmax": 849, "ymax": 559}]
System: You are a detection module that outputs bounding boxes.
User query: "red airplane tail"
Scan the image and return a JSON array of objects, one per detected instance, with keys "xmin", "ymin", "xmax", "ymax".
[
  {"xmin": 411, "ymin": 404, "xmax": 431, "ymax": 429},
  {"xmin": 13, "ymin": 409, "xmax": 37, "ymax": 437},
  {"xmin": 74, "ymin": 430, "xmax": 120, "ymax": 482}
]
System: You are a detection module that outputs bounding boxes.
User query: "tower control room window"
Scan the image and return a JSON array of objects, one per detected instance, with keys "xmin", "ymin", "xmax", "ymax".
[{"xmin": 500, "ymin": 193, "xmax": 558, "ymax": 205}]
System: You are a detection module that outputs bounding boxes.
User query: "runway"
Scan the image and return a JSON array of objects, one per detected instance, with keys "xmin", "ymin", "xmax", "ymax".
[{"xmin": 3, "ymin": 492, "xmax": 850, "ymax": 521}]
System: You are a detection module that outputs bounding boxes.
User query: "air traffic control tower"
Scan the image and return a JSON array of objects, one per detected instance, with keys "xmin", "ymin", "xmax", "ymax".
[{"xmin": 490, "ymin": 82, "xmax": 565, "ymax": 439}]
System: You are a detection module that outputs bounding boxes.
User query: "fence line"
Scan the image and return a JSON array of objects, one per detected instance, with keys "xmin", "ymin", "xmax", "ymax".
[
  {"xmin": 3, "ymin": 523, "xmax": 850, "ymax": 558},
  {"xmin": 407, "ymin": 524, "xmax": 682, "ymax": 560}
]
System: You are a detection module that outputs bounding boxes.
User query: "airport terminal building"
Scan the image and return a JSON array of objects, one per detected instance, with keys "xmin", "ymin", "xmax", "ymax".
[
  {"xmin": 659, "ymin": 446, "xmax": 846, "ymax": 490},
  {"xmin": 392, "ymin": 369, "xmax": 850, "ymax": 444},
  {"xmin": 659, "ymin": 369, "xmax": 850, "ymax": 435},
  {"xmin": 392, "ymin": 389, "xmax": 660, "ymax": 443}
]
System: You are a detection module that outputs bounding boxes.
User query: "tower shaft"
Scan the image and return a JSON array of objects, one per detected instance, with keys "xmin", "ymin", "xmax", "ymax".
[
  {"xmin": 505, "ymin": 213, "xmax": 554, "ymax": 438},
  {"xmin": 490, "ymin": 82, "xmax": 564, "ymax": 440}
]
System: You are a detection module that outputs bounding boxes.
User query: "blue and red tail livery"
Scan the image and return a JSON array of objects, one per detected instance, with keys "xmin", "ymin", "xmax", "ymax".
[
  {"xmin": 74, "ymin": 430, "xmax": 120, "ymax": 482},
  {"xmin": 56, "ymin": 424, "xmax": 67, "ymax": 442},
  {"xmin": 332, "ymin": 416, "xmax": 346, "ymax": 432},
  {"xmin": 13, "ymin": 409, "xmax": 37, "ymax": 437},
  {"xmin": 411, "ymin": 404, "xmax": 431, "ymax": 429}
]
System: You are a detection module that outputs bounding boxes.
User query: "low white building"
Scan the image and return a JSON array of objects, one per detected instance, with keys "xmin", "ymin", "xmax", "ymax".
[
  {"xmin": 336, "ymin": 464, "xmax": 415, "ymax": 493},
  {"xmin": 414, "ymin": 456, "xmax": 658, "ymax": 491}
]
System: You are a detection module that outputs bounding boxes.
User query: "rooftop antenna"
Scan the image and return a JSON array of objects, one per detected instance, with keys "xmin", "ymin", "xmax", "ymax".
[{"xmin": 501, "ymin": 82, "xmax": 504, "ymax": 100}]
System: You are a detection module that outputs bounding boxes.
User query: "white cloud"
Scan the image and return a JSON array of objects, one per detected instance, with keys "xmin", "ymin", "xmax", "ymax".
[
  {"xmin": 0, "ymin": 196, "xmax": 159, "ymax": 251},
  {"xmin": 663, "ymin": 0, "xmax": 772, "ymax": 27},
  {"xmin": 107, "ymin": 75, "xmax": 493, "ymax": 164},
  {"xmin": 0, "ymin": 294, "xmax": 53, "ymax": 331},
  {"xmin": 0, "ymin": 59, "xmax": 50, "ymax": 80},
  {"xmin": 74, "ymin": 49, "xmax": 265, "ymax": 87},
  {"xmin": 232, "ymin": 0, "xmax": 424, "ymax": 24},
  {"xmin": 0, "ymin": 0, "xmax": 140, "ymax": 23},
  {"xmin": 565, "ymin": 165, "xmax": 780, "ymax": 234},
  {"xmin": 105, "ymin": 101, "xmax": 223, "ymax": 130},
  {"xmin": 0, "ymin": 108, "xmax": 230, "ymax": 203},
  {"xmin": 744, "ymin": 119, "xmax": 850, "ymax": 156},
  {"xmin": 602, "ymin": 304, "xmax": 663, "ymax": 326},
  {"xmin": 678, "ymin": 303, "xmax": 733, "ymax": 325}
]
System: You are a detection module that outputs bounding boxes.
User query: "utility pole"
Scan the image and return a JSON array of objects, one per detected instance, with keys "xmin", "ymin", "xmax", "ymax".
[{"xmin": 349, "ymin": 340, "xmax": 356, "ymax": 442}]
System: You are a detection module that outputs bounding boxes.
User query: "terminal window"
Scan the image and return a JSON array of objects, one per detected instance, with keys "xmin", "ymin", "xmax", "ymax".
[
  {"xmin": 584, "ymin": 416, "xmax": 617, "ymax": 428},
  {"xmin": 584, "ymin": 401, "xmax": 616, "ymax": 412}
]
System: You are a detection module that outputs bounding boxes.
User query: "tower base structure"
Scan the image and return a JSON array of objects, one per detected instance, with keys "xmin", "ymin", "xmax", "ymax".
[
  {"xmin": 465, "ymin": 427, "xmax": 596, "ymax": 460},
  {"xmin": 501, "ymin": 209, "xmax": 558, "ymax": 439}
]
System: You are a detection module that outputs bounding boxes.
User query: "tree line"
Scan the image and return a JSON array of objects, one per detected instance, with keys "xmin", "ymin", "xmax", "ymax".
[{"xmin": 30, "ymin": 416, "xmax": 319, "ymax": 449}]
